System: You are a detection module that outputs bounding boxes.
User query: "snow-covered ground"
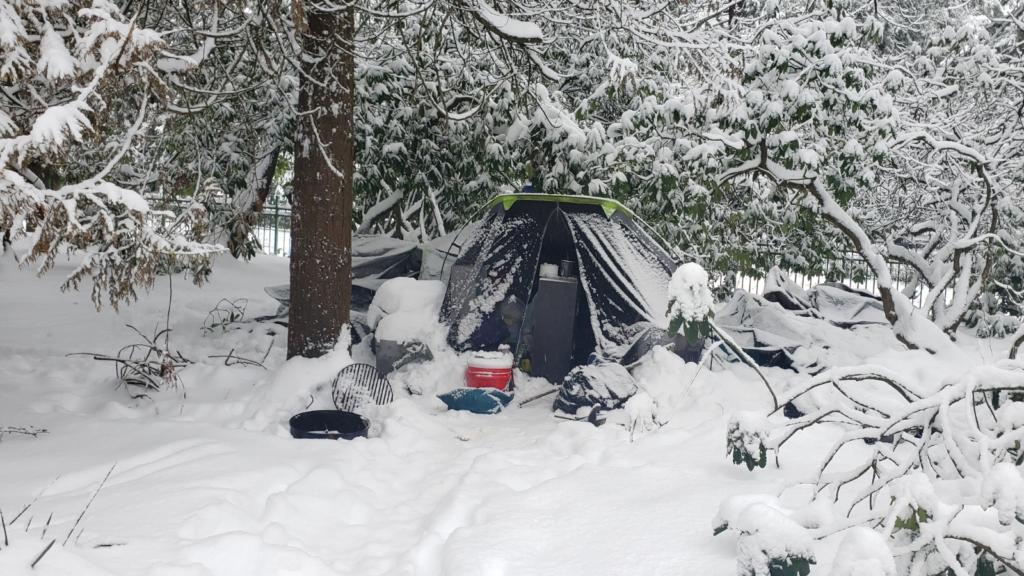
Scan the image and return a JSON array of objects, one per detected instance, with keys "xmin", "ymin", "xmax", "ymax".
[{"xmin": 0, "ymin": 249, "xmax": 1004, "ymax": 575}]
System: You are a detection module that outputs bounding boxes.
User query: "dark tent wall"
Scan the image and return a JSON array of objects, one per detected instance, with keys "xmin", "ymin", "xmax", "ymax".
[
  {"xmin": 569, "ymin": 210, "xmax": 677, "ymax": 353},
  {"xmin": 440, "ymin": 196, "xmax": 678, "ymax": 369},
  {"xmin": 441, "ymin": 201, "xmax": 548, "ymax": 350}
]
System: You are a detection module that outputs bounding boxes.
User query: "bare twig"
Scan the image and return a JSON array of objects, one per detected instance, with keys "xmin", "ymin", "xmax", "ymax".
[
  {"xmin": 12, "ymin": 475, "xmax": 60, "ymax": 524},
  {"xmin": 1, "ymin": 507, "xmax": 8, "ymax": 546},
  {"xmin": 947, "ymin": 535, "xmax": 1024, "ymax": 576},
  {"xmin": 0, "ymin": 427, "xmax": 48, "ymax": 441},
  {"xmin": 208, "ymin": 349, "xmax": 267, "ymax": 369},
  {"xmin": 40, "ymin": 513, "xmax": 52, "ymax": 541},
  {"xmin": 63, "ymin": 463, "xmax": 116, "ymax": 546},
  {"xmin": 684, "ymin": 339, "xmax": 727, "ymax": 396},
  {"xmin": 202, "ymin": 299, "xmax": 248, "ymax": 334},
  {"xmin": 31, "ymin": 540, "xmax": 55, "ymax": 568},
  {"xmin": 260, "ymin": 339, "xmax": 274, "ymax": 364},
  {"xmin": 165, "ymin": 272, "xmax": 172, "ymax": 354}
]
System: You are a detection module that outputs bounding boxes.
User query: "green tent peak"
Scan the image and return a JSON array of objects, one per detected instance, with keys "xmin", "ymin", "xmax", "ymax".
[{"xmin": 486, "ymin": 194, "xmax": 633, "ymax": 219}]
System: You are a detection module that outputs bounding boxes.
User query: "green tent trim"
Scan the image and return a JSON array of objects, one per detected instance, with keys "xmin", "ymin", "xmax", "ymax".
[{"xmin": 486, "ymin": 194, "xmax": 633, "ymax": 219}]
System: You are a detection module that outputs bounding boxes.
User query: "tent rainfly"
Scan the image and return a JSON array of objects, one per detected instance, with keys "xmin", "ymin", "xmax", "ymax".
[{"xmin": 439, "ymin": 194, "xmax": 680, "ymax": 382}]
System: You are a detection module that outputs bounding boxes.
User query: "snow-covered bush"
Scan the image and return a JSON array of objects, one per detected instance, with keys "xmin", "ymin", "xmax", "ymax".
[
  {"xmin": 666, "ymin": 263, "xmax": 715, "ymax": 344},
  {"xmin": 726, "ymin": 361, "xmax": 1024, "ymax": 575},
  {"xmin": 966, "ymin": 293, "xmax": 1022, "ymax": 339},
  {"xmin": 667, "ymin": 263, "xmax": 781, "ymax": 409},
  {"xmin": 733, "ymin": 504, "xmax": 815, "ymax": 576},
  {"xmin": 715, "ymin": 500, "xmax": 817, "ymax": 576},
  {"xmin": 728, "ymin": 411, "xmax": 769, "ymax": 471}
]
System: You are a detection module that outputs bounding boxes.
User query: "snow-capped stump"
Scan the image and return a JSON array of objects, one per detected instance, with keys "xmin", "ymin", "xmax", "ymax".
[
  {"xmin": 732, "ymin": 504, "xmax": 815, "ymax": 576},
  {"xmin": 553, "ymin": 363, "xmax": 638, "ymax": 414}
]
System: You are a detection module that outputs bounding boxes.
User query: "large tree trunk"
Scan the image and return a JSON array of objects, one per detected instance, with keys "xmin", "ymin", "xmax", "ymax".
[{"xmin": 287, "ymin": 3, "xmax": 355, "ymax": 359}]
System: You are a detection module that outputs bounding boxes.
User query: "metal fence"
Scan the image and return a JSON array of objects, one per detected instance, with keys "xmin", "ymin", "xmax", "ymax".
[
  {"xmin": 254, "ymin": 197, "xmax": 292, "ymax": 257},
  {"xmin": 732, "ymin": 255, "xmax": 950, "ymax": 308}
]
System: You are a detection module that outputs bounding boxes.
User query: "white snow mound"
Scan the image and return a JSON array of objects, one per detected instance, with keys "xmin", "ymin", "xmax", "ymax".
[
  {"xmin": 369, "ymin": 277, "xmax": 447, "ymax": 344},
  {"xmin": 831, "ymin": 527, "xmax": 896, "ymax": 576}
]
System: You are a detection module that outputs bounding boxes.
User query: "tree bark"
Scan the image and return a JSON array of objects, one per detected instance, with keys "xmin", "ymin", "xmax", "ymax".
[{"xmin": 287, "ymin": 3, "xmax": 355, "ymax": 359}]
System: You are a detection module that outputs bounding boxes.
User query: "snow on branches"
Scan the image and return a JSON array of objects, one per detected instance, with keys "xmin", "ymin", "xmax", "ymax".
[
  {"xmin": 722, "ymin": 361, "xmax": 1024, "ymax": 576},
  {"xmin": 510, "ymin": 4, "xmax": 1024, "ymax": 351},
  {"xmin": 0, "ymin": 0, "xmax": 222, "ymax": 308}
]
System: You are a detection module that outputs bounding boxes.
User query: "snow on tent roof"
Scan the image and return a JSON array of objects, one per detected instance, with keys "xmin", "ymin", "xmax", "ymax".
[{"xmin": 440, "ymin": 195, "xmax": 677, "ymax": 369}]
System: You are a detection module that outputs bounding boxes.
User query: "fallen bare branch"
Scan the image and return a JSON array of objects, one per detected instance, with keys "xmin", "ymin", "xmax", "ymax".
[{"xmin": 0, "ymin": 426, "xmax": 48, "ymax": 441}]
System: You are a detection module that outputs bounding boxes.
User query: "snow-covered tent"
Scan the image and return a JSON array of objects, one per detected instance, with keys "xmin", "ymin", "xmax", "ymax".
[{"xmin": 439, "ymin": 194, "xmax": 678, "ymax": 379}]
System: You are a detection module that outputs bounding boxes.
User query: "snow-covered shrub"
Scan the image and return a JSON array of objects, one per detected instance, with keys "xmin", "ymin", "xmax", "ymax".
[
  {"xmin": 726, "ymin": 361, "xmax": 1024, "ymax": 576},
  {"xmin": 714, "ymin": 496, "xmax": 816, "ymax": 576},
  {"xmin": 666, "ymin": 263, "xmax": 781, "ymax": 409},
  {"xmin": 965, "ymin": 293, "xmax": 1021, "ymax": 339},
  {"xmin": 732, "ymin": 503, "xmax": 816, "ymax": 576},
  {"xmin": 728, "ymin": 411, "xmax": 768, "ymax": 471},
  {"xmin": 666, "ymin": 263, "xmax": 715, "ymax": 344}
]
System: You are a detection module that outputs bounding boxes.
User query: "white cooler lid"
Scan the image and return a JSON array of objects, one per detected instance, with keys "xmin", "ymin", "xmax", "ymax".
[{"xmin": 468, "ymin": 351, "xmax": 514, "ymax": 369}]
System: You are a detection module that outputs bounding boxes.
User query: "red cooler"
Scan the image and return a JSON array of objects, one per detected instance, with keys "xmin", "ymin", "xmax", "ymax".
[{"xmin": 466, "ymin": 351, "xmax": 514, "ymax": 391}]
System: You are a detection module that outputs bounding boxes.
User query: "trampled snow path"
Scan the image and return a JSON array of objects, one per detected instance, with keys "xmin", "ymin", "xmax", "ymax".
[{"xmin": 0, "ymin": 249, "xmax": 994, "ymax": 575}]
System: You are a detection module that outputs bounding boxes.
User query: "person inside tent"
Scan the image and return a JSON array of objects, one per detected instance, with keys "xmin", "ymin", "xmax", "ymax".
[{"xmin": 470, "ymin": 294, "xmax": 527, "ymax": 350}]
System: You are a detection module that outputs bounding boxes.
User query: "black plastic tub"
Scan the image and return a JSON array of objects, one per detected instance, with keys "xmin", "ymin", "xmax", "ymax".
[{"xmin": 289, "ymin": 410, "xmax": 369, "ymax": 440}]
